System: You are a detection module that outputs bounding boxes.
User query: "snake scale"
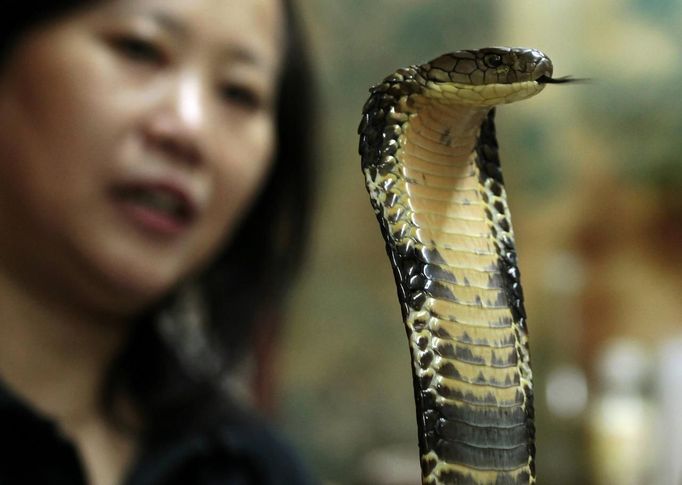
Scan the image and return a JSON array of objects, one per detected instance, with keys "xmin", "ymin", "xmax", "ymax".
[{"xmin": 358, "ymin": 47, "xmax": 568, "ymax": 484}]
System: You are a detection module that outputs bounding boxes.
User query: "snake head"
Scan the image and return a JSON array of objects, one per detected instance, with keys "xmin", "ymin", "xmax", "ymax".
[
  {"xmin": 424, "ymin": 47, "xmax": 554, "ymax": 85},
  {"xmin": 417, "ymin": 47, "xmax": 562, "ymax": 106}
]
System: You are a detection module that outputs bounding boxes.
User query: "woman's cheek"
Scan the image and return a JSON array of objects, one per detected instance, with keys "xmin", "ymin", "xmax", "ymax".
[
  {"xmin": 242, "ymin": 127, "xmax": 275, "ymax": 201},
  {"xmin": 201, "ymin": 120, "xmax": 275, "ymax": 251},
  {"xmin": 229, "ymin": 116, "xmax": 275, "ymax": 201}
]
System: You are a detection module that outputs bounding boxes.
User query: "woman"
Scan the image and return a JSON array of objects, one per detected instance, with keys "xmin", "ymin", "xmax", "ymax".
[{"xmin": 0, "ymin": 0, "xmax": 315, "ymax": 483}]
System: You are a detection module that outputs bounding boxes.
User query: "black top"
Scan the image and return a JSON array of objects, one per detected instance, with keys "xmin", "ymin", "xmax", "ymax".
[{"xmin": 0, "ymin": 383, "xmax": 315, "ymax": 484}]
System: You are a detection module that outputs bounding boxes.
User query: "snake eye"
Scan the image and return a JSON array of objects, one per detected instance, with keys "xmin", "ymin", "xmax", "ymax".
[{"xmin": 484, "ymin": 54, "xmax": 504, "ymax": 68}]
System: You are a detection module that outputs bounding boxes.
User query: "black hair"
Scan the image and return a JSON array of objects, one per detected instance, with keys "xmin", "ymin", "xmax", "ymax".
[{"xmin": 1, "ymin": 0, "xmax": 315, "ymax": 442}]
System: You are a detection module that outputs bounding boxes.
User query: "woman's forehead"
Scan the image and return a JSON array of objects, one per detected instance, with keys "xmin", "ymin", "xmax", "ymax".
[{"xmin": 93, "ymin": 0, "xmax": 285, "ymax": 67}]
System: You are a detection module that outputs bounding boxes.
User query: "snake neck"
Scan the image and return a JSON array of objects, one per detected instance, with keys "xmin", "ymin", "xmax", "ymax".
[{"xmin": 360, "ymin": 68, "xmax": 535, "ymax": 484}]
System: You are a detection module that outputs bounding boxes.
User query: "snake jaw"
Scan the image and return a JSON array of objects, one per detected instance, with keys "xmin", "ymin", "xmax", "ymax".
[{"xmin": 421, "ymin": 80, "xmax": 547, "ymax": 107}]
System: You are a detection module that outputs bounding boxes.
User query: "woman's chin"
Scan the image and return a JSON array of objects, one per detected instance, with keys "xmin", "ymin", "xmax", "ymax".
[
  {"xmin": 73, "ymin": 246, "xmax": 186, "ymax": 317},
  {"xmin": 69, "ymin": 220, "xmax": 207, "ymax": 316}
]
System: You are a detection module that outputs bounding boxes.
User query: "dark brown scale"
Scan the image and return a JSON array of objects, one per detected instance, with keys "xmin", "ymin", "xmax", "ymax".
[
  {"xmin": 409, "ymin": 274, "xmax": 427, "ymax": 290},
  {"xmin": 491, "ymin": 182, "xmax": 503, "ymax": 197},
  {"xmin": 423, "ymin": 410, "xmax": 440, "ymax": 437},
  {"xmin": 439, "ymin": 403, "xmax": 528, "ymax": 428},
  {"xmin": 384, "ymin": 191, "xmax": 400, "ymax": 208},
  {"xmin": 409, "ymin": 291, "xmax": 428, "ymax": 310},
  {"xmin": 492, "ymin": 350, "xmax": 518, "ymax": 367},
  {"xmin": 416, "ymin": 335, "xmax": 430, "ymax": 350},
  {"xmin": 423, "ymin": 280, "xmax": 456, "ymax": 301},
  {"xmin": 417, "ymin": 247, "xmax": 447, "ymax": 265},
  {"xmin": 419, "ymin": 351, "xmax": 435, "ymax": 368},
  {"xmin": 387, "ymin": 208, "xmax": 405, "ymax": 224},
  {"xmin": 434, "ymin": 342, "xmax": 456, "ymax": 360},
  {"xmin": 435, "ymin": 439, "xmax": 530, "ymax": 471},
  {"xmin": 437, "ymin": 362, "xmax": 462, "ymax": 379},
  {"xmin": 436, "ymin": 418, "xmax": 529, "ymax": 448},
  {"xmin": 498, "ymin": 217, "xmax": 511, "ymax": 233},
  {"xmin": 452, "ymin": 346, "xmax": 487, "ymax": 365},
  {"xmin": 423, "ymin": 264, "xmax": 458, "ymax": 284},
  {"xmin": 381, "ymin": 176, "xmax": 398, "ymax": 192}
]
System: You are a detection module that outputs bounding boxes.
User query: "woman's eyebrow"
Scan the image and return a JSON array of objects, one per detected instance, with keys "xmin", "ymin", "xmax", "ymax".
[
  {"xmin": 144, "ymin": 10, "xmax": 188, "ymax": 38},
  {"xmin": 226, "ymin": 46, "xmax": 263, "ymax": 68}
]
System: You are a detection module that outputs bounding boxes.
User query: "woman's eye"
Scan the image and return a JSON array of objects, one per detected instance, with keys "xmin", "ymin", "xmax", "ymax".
[
  {"xmin": 220, "ymin": 84, "xmax": 263, "ymax": 111},
  {"xmin": 110, "ymin": 36, "xmax": 166, "ymax": 65}
]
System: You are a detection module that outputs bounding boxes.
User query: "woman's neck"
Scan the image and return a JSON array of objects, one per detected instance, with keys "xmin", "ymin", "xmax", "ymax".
[
  {"xmin": 0, "ymin": 265, "xmax": 138, "ymax": 485},
  {"xmin": 0, "ymin": 267, "xmax": 129, "ymax": 421}
]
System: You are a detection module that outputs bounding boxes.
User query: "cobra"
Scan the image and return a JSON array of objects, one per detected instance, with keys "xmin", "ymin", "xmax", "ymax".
[{"xmin": 358, "ymin": 47, "xmax": 570, "ymax": 484}]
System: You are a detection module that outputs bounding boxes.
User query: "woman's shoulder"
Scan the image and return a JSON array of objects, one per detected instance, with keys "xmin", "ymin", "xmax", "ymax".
[{"xmin": 126, "ymin": 411, "xmax": 316, "ymax": 485}]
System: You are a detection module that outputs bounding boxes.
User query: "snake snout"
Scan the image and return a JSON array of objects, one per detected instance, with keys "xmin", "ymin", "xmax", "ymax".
[
  {"xmin": 510, "ymin": 47, "xmax": 553, "ymax": 82},
  {"xmin": 531, "ymin": 57, "xmax": 554, "ymax": 82}
]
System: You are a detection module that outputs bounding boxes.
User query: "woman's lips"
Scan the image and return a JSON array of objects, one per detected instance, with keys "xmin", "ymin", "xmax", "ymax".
[{"xmin": 110, "ymin": 181, "xmax": 199, "ymax": 238}]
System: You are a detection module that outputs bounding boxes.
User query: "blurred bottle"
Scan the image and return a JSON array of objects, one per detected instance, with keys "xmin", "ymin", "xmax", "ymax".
[
  {"xmin": 655, "ymin": 338, "xmax": 682, "ymax": 485},
  {"xmin": 587, "ymin": 339, "xmax": 656, "ymax": 485}
]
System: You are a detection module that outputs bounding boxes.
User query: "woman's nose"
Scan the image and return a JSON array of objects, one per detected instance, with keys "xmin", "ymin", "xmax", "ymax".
[{"xmin": 141, "ymin": 73, "xmax": 207, "ymax": 167}]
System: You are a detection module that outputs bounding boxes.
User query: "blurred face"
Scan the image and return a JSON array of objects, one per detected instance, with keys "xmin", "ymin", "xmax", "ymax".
[{"xmin": 0, "ymin": 0, "xmax": 284, "ymax": 315}]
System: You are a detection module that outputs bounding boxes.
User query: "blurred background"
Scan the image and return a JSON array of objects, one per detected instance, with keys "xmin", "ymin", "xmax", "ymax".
[{"xmin": 270, "ymin": 1, "xmax": 682, "ymax": 484}]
